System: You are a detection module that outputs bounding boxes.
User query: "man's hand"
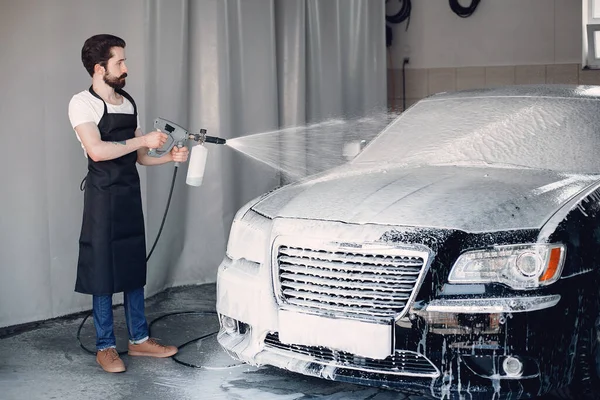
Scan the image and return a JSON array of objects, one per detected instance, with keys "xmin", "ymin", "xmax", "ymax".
[
  {"xmin": 143, "ymin": 131, "xmax": 168, "ymax": 149},
  {"xmin": 171, "ymin": 146, "xmax": 189, "ymax": 163},
  {"xmin": 134, "ymin": 128, "xmax": 188, "ymax": 166}
]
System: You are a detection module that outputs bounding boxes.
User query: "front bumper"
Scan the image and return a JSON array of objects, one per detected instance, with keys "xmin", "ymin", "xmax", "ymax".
[{"xmin": 216, "ymin": 253, "xmax": 578, "ymax": 399}]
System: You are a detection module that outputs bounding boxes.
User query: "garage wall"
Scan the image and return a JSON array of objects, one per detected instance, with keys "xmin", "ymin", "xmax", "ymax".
[
  {"xmin": 387, "ymin": 0, "xmax": 581, "ymax": 69},
  {"xmin": 386, "ymin": 0, "xmax": 598, "ymax": 111}
]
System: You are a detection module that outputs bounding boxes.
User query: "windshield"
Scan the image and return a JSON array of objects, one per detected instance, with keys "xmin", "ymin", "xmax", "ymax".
[{"xmin": 354, "ymin": 96, "xmax": 600, "ymax": 174}]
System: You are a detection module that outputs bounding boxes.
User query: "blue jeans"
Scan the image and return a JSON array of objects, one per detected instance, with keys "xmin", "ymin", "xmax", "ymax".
[{"xmin": 93, "ymin": 287, "xmax": 149, "ymax": 351}]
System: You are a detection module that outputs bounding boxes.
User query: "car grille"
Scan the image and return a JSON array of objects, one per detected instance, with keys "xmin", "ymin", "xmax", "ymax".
[
  {"xmin": 264, "ymin": 332, "xmax": 439, "ymax": 377},
  {"xmin": 276, "ymin": 243, "xmax": 428, "ymax": 321}
]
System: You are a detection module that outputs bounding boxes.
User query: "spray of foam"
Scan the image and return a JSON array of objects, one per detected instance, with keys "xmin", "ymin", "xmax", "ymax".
[{"xmin": 226, "ymin": 110, "xmax": 398, "ymax": 181}]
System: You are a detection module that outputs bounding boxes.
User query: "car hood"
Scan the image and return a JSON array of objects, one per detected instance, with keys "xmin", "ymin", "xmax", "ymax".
[{"xmin": 252, "ymin": 164, "xmax": 600, "ymax": 232}]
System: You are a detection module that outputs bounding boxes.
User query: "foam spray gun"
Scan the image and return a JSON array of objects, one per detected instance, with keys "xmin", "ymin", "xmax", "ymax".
[
  {"xmin": 149, "ymin": 117, "xmax": 226, "ymax": 186},
  {"xmin": 140, "ymin": 118, "xmax": 226, "ymax": 261}
]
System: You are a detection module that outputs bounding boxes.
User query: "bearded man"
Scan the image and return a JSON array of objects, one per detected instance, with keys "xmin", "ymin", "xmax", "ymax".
[{"xmin": 68, "ymin": 34, "xmax": 188, "ymax": 373}]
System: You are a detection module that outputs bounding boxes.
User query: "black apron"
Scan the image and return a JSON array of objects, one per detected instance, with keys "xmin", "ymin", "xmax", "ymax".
[{"xmin": 75, "ymin": 86, "xmax": 147, "ymax": 295}]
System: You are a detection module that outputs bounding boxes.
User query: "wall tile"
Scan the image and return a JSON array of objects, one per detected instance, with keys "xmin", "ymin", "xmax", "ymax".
[
  {"xmin": 427, "ymin": 68, "xmax": 456, "ymax": 95},
  {"xmin": 456, "ymin": 67, "xmax": 486, "ymax": 90},
  {"xmin": 515, "ymin": 65, "xmax": 546, "ymax": 84},
  {"xmin": 546, "ymin": 64, "xmax": 579, "ymax": 84},
  {"xmin": 387, "ymin": 63, "xmax": 593, "ymax": 112},
  {"xmin": 405, "ymin": 98, "xmax": 421, "ymax": 111},
  {"xmin": 389, "ymin": 68, "xmax": 429, "ymax": 100},
  {"xmin": 485, "ymin": 66, "xmax": 515, "ymax": 87},
  {"xmin": 387, "ymin": 98, "xmax": 399, "ymax": 113},
  {"xmin": 579, "ymin": 68, "xmax": 600, "ymax": 85},
  {"xmin": 387, "ymin": 70, "xmax": 396, "ymax": 99},
  {"xmin": 405, "ymin": 68, "xmax": 429, "ymax": 99},
  {"xmin": 387, "ymin": 97, "xmax": 421, "ymax": 113}
]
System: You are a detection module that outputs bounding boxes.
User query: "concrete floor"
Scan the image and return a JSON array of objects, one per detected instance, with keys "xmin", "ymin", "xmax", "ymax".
[{"xmin": 0, "ymin": 284, "xmax": 560, "ymax": 400}]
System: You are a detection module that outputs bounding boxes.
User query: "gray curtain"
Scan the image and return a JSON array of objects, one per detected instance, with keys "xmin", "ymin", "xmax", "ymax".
[{"xmin": 0, "ymin": 0, "xmax": 385, "ymax": 328}]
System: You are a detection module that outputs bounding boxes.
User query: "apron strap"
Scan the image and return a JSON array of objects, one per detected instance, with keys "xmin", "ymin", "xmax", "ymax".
[
  {"xmin": 88, "ymin": 85, "xmax": 108, "ymax": 115},
  {"xmin": 116, "ymin": 88, "xmax": 138, "ymax": 116},
  {"xmin": 88, "ymin": 85, "xmax": 137, "ymax": 117}
]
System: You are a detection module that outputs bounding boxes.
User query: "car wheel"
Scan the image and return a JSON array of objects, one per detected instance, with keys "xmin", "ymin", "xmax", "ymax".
[{"xmin": 552, "ymin": 298, "xmax": 600, "ymax": 400}]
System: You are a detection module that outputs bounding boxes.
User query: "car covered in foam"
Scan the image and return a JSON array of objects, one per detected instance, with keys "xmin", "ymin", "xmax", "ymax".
[{"xmin": 216, "ymin": 85, "xmax": 600, "ymax": 399}]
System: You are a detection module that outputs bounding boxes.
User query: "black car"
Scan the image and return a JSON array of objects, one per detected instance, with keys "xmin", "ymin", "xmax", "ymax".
[{"xmin": 216, "ymin": 85, "xmax": 600, "ymax": 399}]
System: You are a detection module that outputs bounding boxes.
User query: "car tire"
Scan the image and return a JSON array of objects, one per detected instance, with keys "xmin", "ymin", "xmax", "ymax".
[{"xmin": 552, "ymin": 298, "xmax": 600, "ymax": 400}]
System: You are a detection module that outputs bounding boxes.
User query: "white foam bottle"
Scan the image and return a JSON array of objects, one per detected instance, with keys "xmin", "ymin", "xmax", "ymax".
[{"xmin": 186, "ymin": 143, "xmax": 208, "ymax": 186}]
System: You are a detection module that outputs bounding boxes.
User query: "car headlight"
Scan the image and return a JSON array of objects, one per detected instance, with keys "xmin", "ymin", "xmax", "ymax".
[
  {"xmin": 226, "ymin": 209, "xmax": 271, "ymax": 264},
  {"xmin": 448, "ymin": 243, "xmax": 566, "ymax": 290}
]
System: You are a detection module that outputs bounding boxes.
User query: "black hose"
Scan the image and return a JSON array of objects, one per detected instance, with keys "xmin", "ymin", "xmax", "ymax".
[
  {"xmin": 385, "ymin": 0, "xmax": 411, "ymax": 30},
  {"xmin": 402, "ymin": 57, "xmax": 409, "ymax": 111},
  {"xmin": 147, "ymin": 311, "xmax": 221, "ymax": 369},
  {"xmin": 385, "ymin": 0, "xmax": 411, "ymax": 67},
  {"xmin": 76, "ymin": 311, "xmax": 103, "ymax": 355},
  {"xmin": 77, "ymin": 309, "xmax": 221, "ymax": 369},
  {"xmin": 449, "ymin": 0, "xmax": 480, "ymax": 18},
  {"xmin": 146, "ymin": 166, "xmax": 178, "ymax": 262}
]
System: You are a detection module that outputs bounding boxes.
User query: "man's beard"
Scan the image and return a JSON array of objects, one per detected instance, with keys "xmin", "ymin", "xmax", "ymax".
[{"xmin": 104, "ymin": 72, "xmax": 127, "ymax": 90}]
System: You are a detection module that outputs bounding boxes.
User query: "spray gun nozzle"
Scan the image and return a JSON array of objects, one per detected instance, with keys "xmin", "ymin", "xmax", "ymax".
[
  {"xmin": 189, "ymin": 129, "xmax": 226, "ymax": 145},
  {"xmin": 204, "ymin": 136, "xmax": 227, "ymax": 145}
]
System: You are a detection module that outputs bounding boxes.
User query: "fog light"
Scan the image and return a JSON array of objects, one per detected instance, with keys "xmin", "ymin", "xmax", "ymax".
[
  {"xmin": 502, "ymin": 356, "xmax": 523, "ymax": 377},
  {"xmin": 222, "ymin": 316, "xmax": 238, "ymax": 335}
]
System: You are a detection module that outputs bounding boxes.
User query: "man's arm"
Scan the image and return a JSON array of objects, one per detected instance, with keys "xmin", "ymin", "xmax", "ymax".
[
  {"xmin": 75, "ymin": 122, "xmax": 146, "ymax": 162},
  {"xmin": 75, "ymin": 123, "xmax": 167, "ymax": 162},
  {"xmin": 135, "ymin": 128, "xmax": 175, "ymax": 166}
]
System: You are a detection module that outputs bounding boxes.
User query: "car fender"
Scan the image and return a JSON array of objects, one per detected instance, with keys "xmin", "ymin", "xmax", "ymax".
[{"xmin": 538, "ymin": 179, "xmax": 600, "ymax": 279}]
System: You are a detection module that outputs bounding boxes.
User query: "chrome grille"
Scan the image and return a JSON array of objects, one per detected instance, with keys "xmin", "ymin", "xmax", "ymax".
[
  {"xmin": 264, "ymin": 332, "xmax": 439, "ymax": 377},
  {"xmin": 277, "ymin": 243, "xmax": 427, "ymax": 320}
]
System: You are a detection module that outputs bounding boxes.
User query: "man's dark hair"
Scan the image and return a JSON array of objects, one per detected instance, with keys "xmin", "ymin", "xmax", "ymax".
[{"xmin": 81, "ymin": 34, "xmax": 126, "ymax": 77}]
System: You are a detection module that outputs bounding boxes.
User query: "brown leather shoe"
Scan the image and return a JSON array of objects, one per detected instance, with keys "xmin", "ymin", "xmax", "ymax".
[
  {"xmin": 128, "ymin": 338, "xmax": 178, "ymax": 358},
  {"xmin": 96, "ymin": 348, "xmax": 126, "ymax": 373}
]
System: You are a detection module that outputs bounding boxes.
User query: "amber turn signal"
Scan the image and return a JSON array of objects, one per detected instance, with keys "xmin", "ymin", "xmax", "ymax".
[{"xmin": 539, "ymin": 247, "xmax": 563, "ymax": 282}]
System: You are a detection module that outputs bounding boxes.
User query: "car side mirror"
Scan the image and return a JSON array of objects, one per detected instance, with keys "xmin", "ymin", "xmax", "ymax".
[{"xmin": 343, "ymin": 140, "xmax": 366, "ymax": 160}]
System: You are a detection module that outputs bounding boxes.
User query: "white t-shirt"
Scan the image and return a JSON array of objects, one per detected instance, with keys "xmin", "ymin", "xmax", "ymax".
[{"xmin": 68, "ymin": 90, "xmax": 141, "ymax": 157}]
